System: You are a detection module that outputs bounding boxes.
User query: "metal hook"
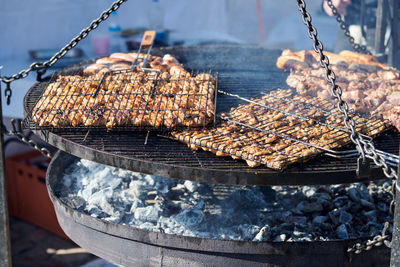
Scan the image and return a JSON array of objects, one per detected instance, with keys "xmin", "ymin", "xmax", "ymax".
[
  {"xmin": 36, "ymin": 69, "xmax": 47, "ymax": 82},
  {"xmin": 356, "ymin": 155, "xmax": 371, "ymax": 179},
  {"xmin": 4, "ymin": 82, "xmax": 12, "ymax": 105}
]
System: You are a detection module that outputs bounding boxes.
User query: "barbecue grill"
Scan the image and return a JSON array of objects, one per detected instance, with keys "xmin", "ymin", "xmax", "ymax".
[
  {"xmin": 23, "ymin": 45, "xmax": 400, "ymax": 185},
  {"xmin": 0, "ymin": 1, "xmax": 394, "ymax": 265}
]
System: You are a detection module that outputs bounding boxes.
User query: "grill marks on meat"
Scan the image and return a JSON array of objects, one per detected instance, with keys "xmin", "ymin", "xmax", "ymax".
[
  {"xmin": 172, "ymin": 89, "xmax": 386, "ymax": 170},
  {"xmin": 31, "ymin": 53, "xmax": 216, "ymax": 129},
  {"xmin": 277, "ymin": 49, "xmax": 400, "ymax": 131}
]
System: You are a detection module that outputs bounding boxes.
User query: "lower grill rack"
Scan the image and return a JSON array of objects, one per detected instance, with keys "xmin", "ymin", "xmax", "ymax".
[
  {"xmin": 24, "ymin": 67, "xmax": 217, "ymax": 131},
  {"xmin": 172, "ymin": 89, "xmax": 389, "ymax": 170}
]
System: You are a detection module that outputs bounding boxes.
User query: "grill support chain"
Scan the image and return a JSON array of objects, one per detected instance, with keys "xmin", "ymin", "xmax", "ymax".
[
  {"xmin": 297, "ymin": 0, "xmax": 398, "ymax": 256},
  {"xmin": 0, "ymin": 3, "xmax": 128, "ymax": 264},
  {"xmin": 326, "ymin": 0, "xmax": 373, "ymax": 55},
  {"xmin": 3, "ymin": 119, "xmax": 52, "ymax": 159},
  {"xmin": 0, "ymin": 0, "xmax": 128, "ymax": 105}
]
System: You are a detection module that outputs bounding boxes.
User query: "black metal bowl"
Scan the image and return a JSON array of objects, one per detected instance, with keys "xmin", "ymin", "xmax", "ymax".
[{"xmin": 47, "ymin": 150, "xmax": 390, "ymax": 266}]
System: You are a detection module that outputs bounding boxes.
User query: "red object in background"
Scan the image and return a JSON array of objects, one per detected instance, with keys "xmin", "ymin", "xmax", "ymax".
[{"xmin": 6, "ymin": 151, "xmax": 69, "ymax": 240}]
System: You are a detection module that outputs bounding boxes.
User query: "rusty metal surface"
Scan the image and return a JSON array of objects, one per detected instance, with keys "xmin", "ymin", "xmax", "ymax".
[
  {"xmin": 47, "ymin": 151, "xmax": 390, "ymax": 266},
  {"xmin": 25, "ymin": 45, "xmax": 399, "ymax": 185}
]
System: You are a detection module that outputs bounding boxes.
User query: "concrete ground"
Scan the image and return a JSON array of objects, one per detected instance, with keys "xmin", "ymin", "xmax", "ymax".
[{"xmin": 9, "ymin": 216, "xmax": 99, "ymax": 267}]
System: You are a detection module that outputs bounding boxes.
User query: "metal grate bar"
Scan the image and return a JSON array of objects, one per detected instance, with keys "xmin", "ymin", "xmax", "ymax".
[
  {"xmin": 23, "ymin": 47, "xmax": 399, "ymax": 180},
  {"xmin": 262, "ymin": 90, "xmax": 379, "ymax": 131},
  {"xmin": 221, "ymin": 116, "xmax": 335, "ymax": 153},
  {"xmin": 220, "ymin": 89, "xmax": 377, "ymax": 140}
]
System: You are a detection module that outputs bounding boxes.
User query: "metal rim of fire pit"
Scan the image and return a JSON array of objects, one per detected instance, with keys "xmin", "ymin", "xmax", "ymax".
[
  {"xmin": 26, "ymin": 45, "xmax": 400, "ymax": 186},
  {"xmin": 47, "ymin": 151, "xmax": 390, "ymax": 266}
]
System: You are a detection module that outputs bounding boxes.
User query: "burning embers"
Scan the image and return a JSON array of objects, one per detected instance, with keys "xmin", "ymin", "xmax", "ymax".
[{"xmin": 58, "ymin": 158, "xmax": 392, "ymax": 242}]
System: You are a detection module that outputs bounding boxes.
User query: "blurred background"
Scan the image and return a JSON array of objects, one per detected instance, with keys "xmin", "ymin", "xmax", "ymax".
[
  {"xmin": 0, "ymin": 0, "xmax": 338, "ymax": 60},
  {"xmin": 0, "ymin": 0, "xmax": 339, "ymax": 119}
]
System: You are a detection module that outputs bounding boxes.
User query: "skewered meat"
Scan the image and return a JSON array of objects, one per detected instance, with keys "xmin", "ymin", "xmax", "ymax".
[{"xmin": 172, "ymin": 89, "xmax": 387, "ymax": 170}]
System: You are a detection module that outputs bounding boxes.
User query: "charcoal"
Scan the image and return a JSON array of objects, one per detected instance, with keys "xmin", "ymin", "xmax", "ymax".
[
  {"xmin": 377, "ymin": 201, "xmax": 388, "ymax": 212},
  {"xmin": 295, "ymin": 201, "xmax": 323, "ymax": 213},
  {"xmin": 183, "ymin": 180, "xmax": 198, "ymax": 193},
  {"xmin": 328, "ymin": 209, "xmax": 340, "ymax": 226},
  {"xmin": 347, "ymin": 188, "xmax": 362, "ymax": 202},
  {"xmin": 292, "ymin": 216, "xmax": 307, "ymax": 225},
  {"xmin": 134, "ymin": 207, "xmax": 160, "ymax": 223},
  {"xmin": 57, "ymin": 159, "xmax": 393, "ymax": 242},
  {"xmin": 336, "ymin": 224, "xmax": 349, "ymax": 239},
  {"xmin": 362, "ymin": 210, "xmax": 378, "ymax": 222},
  {"xmin": 252, "ymin": 225, "xmax": 271, "ymax": 241},
  {"xmin": 176, "ymin": 208, "xmax": 204, "ymax": 227},
  {"xmin": 273, "ymin": 234, "xmax": 287, "ymax": 242},
  {"xmin": 312, "ymin": 216, "xmax": 328, "ymax": 225},
  {"xmin": 338, "ymin": 210, "xmax": 353, "ymax": 224},
  {"xmin": 360, "ymin": 199, "xmax": 375, "ymax": 210}
]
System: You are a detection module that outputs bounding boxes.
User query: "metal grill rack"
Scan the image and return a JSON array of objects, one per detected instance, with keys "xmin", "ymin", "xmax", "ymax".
[
  {"xmin": 24, "ymin": 66, "xmax": 217, "ymax": 131},
  {"xmin": 172, "ymin": 88, "xmax": 388, "ymax": 170},
  {"xmin": 23, "ymin": 45, "xmax": 400, "ymax": 185}
]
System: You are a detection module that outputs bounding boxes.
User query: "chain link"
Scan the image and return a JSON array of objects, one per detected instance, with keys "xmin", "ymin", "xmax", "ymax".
[
  {"xmin": 0, "ymin": 0, "xmax": 127, "ymax": 85},
  {"xmin": 3, "ymin": 119, "xmax": 52, "ymax": 158},
  {"xmin": 326, "ymin": 0, "xmax": 373, "ymax": 55},
  {"xmin": 0, "ymin": 0, "xmax": 128, "ymax": 154},
  {"xmin": 297, "ymin": 0, "xmax": 397, "ymax": 254},
  {"xmin": 347, "ymin": 222, "xmax": 391, "ymax": 253},
  {"xmin": 4, "ymin": 82, "xmax": 12, "ymax": 105}
]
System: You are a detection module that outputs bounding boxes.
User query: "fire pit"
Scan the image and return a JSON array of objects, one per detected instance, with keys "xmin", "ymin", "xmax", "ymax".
[
  {"xmin": 48, "ymin": 151, "xmax": 390, "ymax": 266},
  {"xmin": 22, "ymin": 45, "xmax": 398, "ymax": 266}
]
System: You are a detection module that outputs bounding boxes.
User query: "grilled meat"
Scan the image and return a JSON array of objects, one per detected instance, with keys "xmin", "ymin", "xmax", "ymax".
[
  {"xmin": 31, "ymin": 52, "xmax": 216, "ymax": 129},
  {"xmin": 277, "ymin": 49, "xmax": 400, "ymax": 131},
  {"xmin": 172, "ymin": 89, "xmax": 386, "ymax": 170}
]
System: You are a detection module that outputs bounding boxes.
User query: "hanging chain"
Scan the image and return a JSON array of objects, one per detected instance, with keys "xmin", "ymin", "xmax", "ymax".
[
  {"xmin": 2, "ymin": 119, "xmax": 52, "ymax": 158},
  {"xmin": 326, "ymin": 0, "xmax": 373, "ymax": 55},
  {"xmin": 347, "ymin": 179, "xmax": 396, "ymax": 253},
  {"xmin": 4, "ymin": 82, "xmax": 12, "ymax": 105},
  {"xmin": 297, "ymin": 0, "xmax": 398, "ymax": 254},
  {"xmin": 0, "ymin": 0, "xmax": 127, "ymax": 155},
  {"xmin": 0, "ymin": 0, "xmax": 127, "ymax": 95},
  {"xmin": 347, "ymin": 222, "xmax": 391, "ymax": 253}
]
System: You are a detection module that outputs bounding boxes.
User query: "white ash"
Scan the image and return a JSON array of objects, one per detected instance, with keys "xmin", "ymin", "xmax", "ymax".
[{"xmin": 56, "ymin": 159, "xmax": 393, "ymax": 242}]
